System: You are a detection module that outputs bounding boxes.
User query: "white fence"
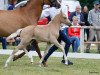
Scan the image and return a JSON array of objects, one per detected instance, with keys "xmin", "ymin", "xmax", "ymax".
[
  {"xmin": 0, "ymin": 26, "xmax": 100, "ymax": 59},
  {"xmin": 76, "ymin": 26, "xmax": 100, "ymax": 53}
]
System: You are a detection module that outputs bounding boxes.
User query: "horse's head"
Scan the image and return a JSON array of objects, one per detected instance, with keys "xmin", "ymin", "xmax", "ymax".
[{"xmin": 60, "ymin": 10, "xmax": 72, "ymax": 26}]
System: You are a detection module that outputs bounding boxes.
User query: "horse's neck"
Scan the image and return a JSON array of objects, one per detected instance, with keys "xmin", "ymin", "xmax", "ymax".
[
  {"xmin": 20, "ymin": 0, "xmax": 42, "ymax": 24},
  {"xmin": 49, "ymin": 15, "xmax": 61, "ymax": 30}
]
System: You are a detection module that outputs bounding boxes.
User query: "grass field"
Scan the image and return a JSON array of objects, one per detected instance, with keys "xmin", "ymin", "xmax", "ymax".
[
  {"xmin": 0, "ymin": 55, "xmax": 100, "ymax": 75},
  {"xmin": 0, "ymin": 43, "xmax": 100, "ymax": 75}
]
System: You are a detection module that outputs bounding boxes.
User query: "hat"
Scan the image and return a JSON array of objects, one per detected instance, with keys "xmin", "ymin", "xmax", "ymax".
[{"xmin": 93, "ymin": 0, "xmax": 100, "ymax": 5}]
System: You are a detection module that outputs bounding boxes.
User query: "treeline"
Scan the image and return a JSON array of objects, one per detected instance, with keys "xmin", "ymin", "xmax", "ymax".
[{"xmin": 79, "ymin": 0, "xmax": 99, "ymax": 10}]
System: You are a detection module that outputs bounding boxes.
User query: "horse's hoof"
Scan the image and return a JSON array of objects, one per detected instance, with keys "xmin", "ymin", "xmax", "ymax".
[
  {"xmin": 4, "ymin": 64, "xmax": 8, "ymax": 68},
  {"xmin": 13, "ymin": 55, "xmax": 18, "ymax": 61},
  {"xmin": 42, "ymin": 61, "xmax": 48, "ymax": 67},
  {"xmin": 39, "ymin": 64, "xmax": 42, "ymax": 67},
  {"xmin": 31, "ymin": 62, "xmax": 33, "ymax": 64}
]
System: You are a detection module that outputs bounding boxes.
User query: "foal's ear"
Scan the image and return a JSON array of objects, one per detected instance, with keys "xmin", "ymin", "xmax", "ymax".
[{"xmin": 60, "ymin": 9, "xmax": 63, "ymax": 15}]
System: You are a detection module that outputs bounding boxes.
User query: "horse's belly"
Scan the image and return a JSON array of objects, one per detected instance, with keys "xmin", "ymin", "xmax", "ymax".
[{"xmin": 32, "ymin": 35, "xmax": 49, "ymax": 42}]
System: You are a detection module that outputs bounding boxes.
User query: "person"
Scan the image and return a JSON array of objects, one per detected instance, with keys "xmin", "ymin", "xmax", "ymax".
[
  {"xmin": 82, "ymin": 5, "xmax": 90, "ymax": 41},
  {"xmin": 66, "ymin": 5, "xmax": 70, "ymax": 18},
  {"xmin": 69, "ymin": 5, "xmax": 85, "ymax": 26},
  {"xmin": 42, "ymin": 24, "xmax": 73, "ymax": 65},
  {"xmin": 8, "ymin": 0, "xmax": 17, "ymax": 10},
  {"xmin": 68, "ymin": 16, "xmax": 80, "ymax": 52},
  {"xmin": 40, "ymin": 4, "xmax": 51, "ymax": 22},
  {"xmin": 86, "ymin": 0, "xmax": 100, "ymax": 53},
  {"xmin": 0, "ymin": 37, "xmax": 7, "ymax": 49}
]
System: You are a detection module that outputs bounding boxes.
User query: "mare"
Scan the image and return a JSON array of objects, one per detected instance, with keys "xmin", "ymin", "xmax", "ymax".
[
  {"xmin": 5, "ymin": 11, "xmax": 71, "ymax": 67},
  {"xmin": 0, "ymin": 0, "xmax": 52, "ymax": 60}
]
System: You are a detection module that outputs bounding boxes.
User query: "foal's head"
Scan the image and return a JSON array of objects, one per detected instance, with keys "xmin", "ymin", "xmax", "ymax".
[{"xmin": 59, "ymin": 11, "xmax": 72, "ymax": 26}]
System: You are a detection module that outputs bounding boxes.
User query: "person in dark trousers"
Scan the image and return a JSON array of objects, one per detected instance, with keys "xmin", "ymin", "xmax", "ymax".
[
  {"xmin": 82, "ymin": 5, "xmax": 90, "ymax": 41},
  {"xmin": 42, "ymin": 26, "xmax": 74, "ymax": 65},
  {"xmin": 0, "ymin": 37, "xmax": 7, "ymax": 49}
]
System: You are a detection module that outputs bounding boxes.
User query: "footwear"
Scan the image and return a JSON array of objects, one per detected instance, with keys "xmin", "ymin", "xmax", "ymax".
[
  {"xmin": 61, "ymin": 60, "xmax": 73, "ymax": 65},
  {"xmin": 85, "ymin": 49, "xmax": 90, "ymax": 53}
]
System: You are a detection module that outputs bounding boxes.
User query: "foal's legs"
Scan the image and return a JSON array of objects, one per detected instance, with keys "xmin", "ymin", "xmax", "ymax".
[
  {"xmin": 52, "ymin": 39, "xmax": 68, "ymax": 65},
  {"xmin": 39, "ymin": 43, "xmax": 51, "ymax": 67},
  {"xmin": 24, "ymin": 48, "xmax": 33, "ymax": 64},
  {"xmin": 5, "ymin": 38, "xmax": 32, "ymax": 67},
  {"xmin": 13, "ymin": 40, "xmax": 42, "ymax": 61},
  {"xmin": 4, "ymin": 49, "xmax": 18, "ymax": 67},
  {"xmin": 4, "ymin": 43, "xmax": 25, "ymax": 67}
]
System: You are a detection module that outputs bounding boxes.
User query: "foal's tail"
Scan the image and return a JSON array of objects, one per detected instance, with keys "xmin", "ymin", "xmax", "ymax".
[{"xmin": 7, "ymin": 29, "xmax": 22, "ymax": 40}]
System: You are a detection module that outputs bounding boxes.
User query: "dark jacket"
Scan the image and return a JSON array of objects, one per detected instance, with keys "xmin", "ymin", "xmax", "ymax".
[{"xmin": 69, "ymin": 12, "xmax": 85, "ymax": 23}]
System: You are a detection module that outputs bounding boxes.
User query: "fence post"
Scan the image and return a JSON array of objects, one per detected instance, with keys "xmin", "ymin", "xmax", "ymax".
[{"xmin": 80, "ymin": 27, "xmax": 84, "ymax": 53}]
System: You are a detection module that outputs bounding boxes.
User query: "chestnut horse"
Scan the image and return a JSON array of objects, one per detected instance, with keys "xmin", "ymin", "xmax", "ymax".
[
  {"xmin": 5, "ymin": 11, "xmax": 71, "ymax": 67},
  {"xmin": 0, "ymin": 0, "xmax": 52, "ymax": 60}
]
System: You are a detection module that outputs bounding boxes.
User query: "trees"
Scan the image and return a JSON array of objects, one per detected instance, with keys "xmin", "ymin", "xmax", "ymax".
[{"xmin": 78, "ymin": 0, "xmax": 96, "ymax": 10}]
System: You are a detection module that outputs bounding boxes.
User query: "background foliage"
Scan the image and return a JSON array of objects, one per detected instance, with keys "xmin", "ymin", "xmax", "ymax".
[{"xmin": 78, "ymin": 0, "xmax": 100, "ymax": 10}]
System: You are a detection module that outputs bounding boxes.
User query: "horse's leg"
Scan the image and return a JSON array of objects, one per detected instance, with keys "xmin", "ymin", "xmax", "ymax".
[
  {"xmin": 31, "ymin": 40, "xmax": 42, "ymax": 59},
  {"xmin": 52, "ymin": 39, "xmax": 68, "ymax": 65},
  {"xmin": 13, "ymin": 40, "xmax": 42, "ymax": 61},
  {"xmin": 24, "ymin": 48, "xmax": 33, "ymax": 64},
  {"xmin": 5, "ymin": 43, "xmax": 25, "ymax": 67},
  {"xmin": 5, "ymin": 48, "xmax": 19, "ymax": 67},
  {"xmin": 39, "ymin": 43, "xmax": 51, "ymax": 67},
  {"xmin": 13, "ymin": 44, "xmax": 31, "ymax": 61}
]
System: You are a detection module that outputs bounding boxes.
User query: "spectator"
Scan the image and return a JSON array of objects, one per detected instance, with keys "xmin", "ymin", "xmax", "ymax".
[
  {"xmin": 0, "ymin": 37, "xmax": 7, "ymax": 49},
  {"xmin": 86, "ymin": 0, "xmax": 100, "ymax": 53},
  {"xmin": 8, "ymin": 0, "xmax": 17, "ymax": 10},
  {"xmin": 69, "ymin": 5, "xmax": 85, "ymax": 26},
  {"xmin": 82, "ymin": 5, "xmax": 90, "ymax": 41},
  {"xmin": 68, "ymin": 16, "xmax": 80, "ymax": 52},
  {"xmin": 66, "ymin": 5, "xmax": 70, "ymax": 18}
]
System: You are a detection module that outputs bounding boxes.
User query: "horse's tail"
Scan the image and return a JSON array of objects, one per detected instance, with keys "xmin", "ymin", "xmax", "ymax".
[{"xmin": 7, "ymin": 29, "xmax": 22, "ymax": 40}]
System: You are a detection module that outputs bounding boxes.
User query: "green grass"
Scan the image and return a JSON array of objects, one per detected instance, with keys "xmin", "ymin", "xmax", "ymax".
[
  {"xmin": 0, "ymin": 55, "xmax": 100, "ymax": 75},
  {"xmin": 0, "ymin": 43, "xmax": 99, "ymax": 53},
  {"xmin": 0, "ymin": 43, "xmax": 100, "ymax": 75}
]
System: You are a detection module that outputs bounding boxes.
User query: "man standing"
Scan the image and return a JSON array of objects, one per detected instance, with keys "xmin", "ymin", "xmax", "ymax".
[
  {"xmin": 69, "ymin": 5, "xmax": 85, "ymax": 26},
  {"xmin": 86, "ymin": 0, "xmax": 100, "ymax": 53}
]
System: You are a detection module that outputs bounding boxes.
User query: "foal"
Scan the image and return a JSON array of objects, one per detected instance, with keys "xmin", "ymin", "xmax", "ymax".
[{"xmin": 5, "ymin": 11, "xmax": 71, "ymax": 67}]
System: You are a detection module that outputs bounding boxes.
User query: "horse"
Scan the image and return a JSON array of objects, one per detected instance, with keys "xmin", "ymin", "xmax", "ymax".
[
  {"xmin": 0, "ymin": 0, "xmax": 53, "ymax": 60},
  {"xmin": 12, "ymin": 0, "xmax": 62, "ymax": 61},
  {"xmin": 5, "ymin": 10, "xmax": 71, "ymax": 67}
]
